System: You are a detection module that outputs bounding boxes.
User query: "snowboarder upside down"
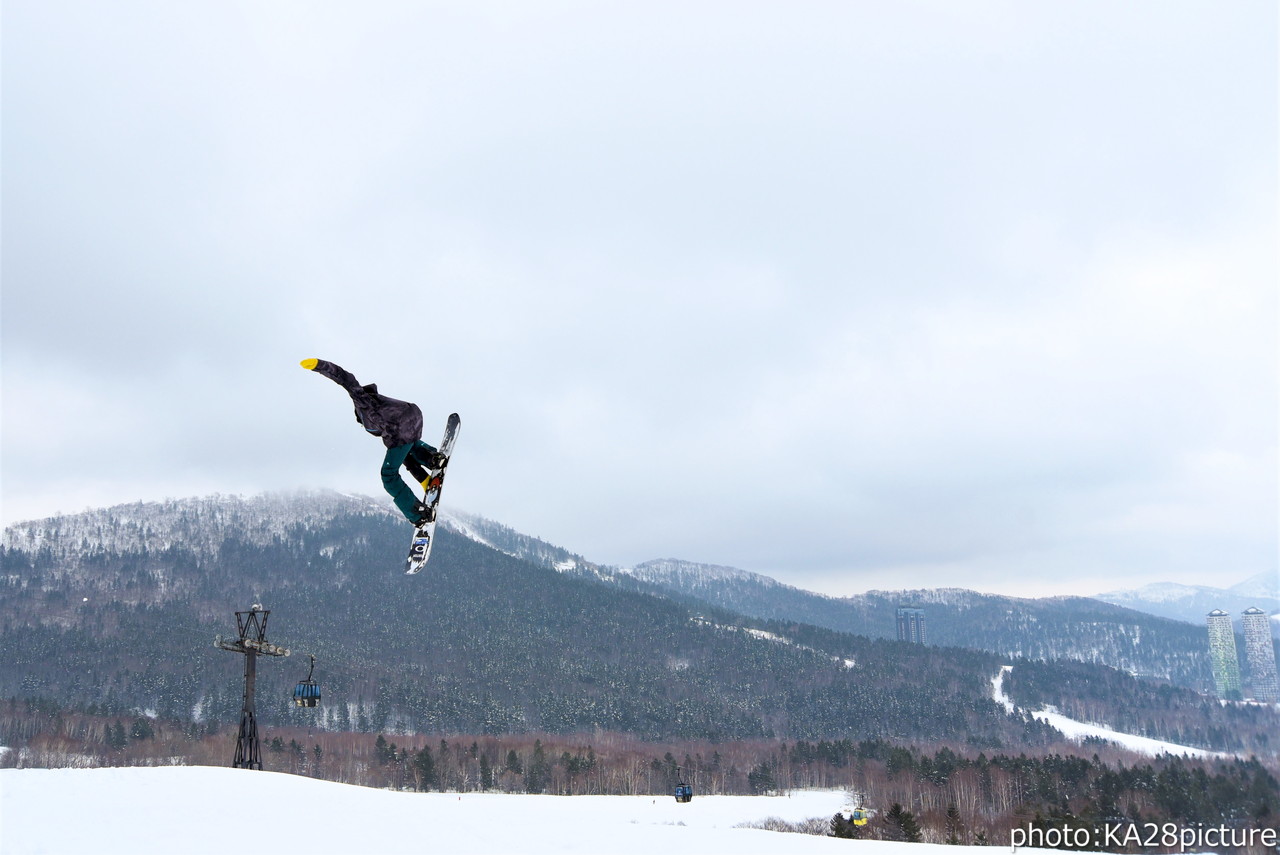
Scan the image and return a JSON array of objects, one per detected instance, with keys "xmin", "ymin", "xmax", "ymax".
[{"xmin": 301, "ymin": 358, "xmax": 445, "ymax": 525}]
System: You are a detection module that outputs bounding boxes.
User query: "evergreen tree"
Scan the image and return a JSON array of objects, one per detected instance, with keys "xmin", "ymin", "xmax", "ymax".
[
  {"xmin": 526, "ymin": 740, "xmax": 550, "ymax": 794},
  {"xmin": 883, "ymin": 803, "xmax": 922, "ymax": 843},
  {"xmin": 479, "ymin": 753, "xmax": 494, "ymax": 791},
  {"xmin": 375, "ymin": 734, "xmax": 392, "ymax": 765},
  {"xmin": 414, "ymin": 746, "xmax": 437, "ymax": 791},
  {"xmin": 747, "ymin": 762, "xmax": 777, "ymax": 794},
  {"xmin": 830, "ymin": 812, "xmax": 858, "ymax": 839},
  {"xmin": 901, "ymin": 809, "xmax": 923, "ymax": 843}
]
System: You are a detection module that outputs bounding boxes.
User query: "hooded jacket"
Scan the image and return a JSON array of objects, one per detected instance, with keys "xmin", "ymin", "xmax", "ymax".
[{"xmin": 310, "ymin": 359, "xmax": 423, "ymax": 448}]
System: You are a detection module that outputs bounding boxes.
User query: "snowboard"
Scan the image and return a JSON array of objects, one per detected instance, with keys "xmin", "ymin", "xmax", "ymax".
[{"xmin": 404, "ymin": 412, "xmax": 461, "ymax": 574}]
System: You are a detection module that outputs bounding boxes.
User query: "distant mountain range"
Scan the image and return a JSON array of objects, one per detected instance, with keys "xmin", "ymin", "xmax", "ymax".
[
  {"xmin": 444, "ymin": 517, "xmax": 1276, "ymax": 686},
  {"xmin": 1094, "ymin": 575, "xmax": 1279, "ymax": 633},
  {"xmin": 615, "ymin": 559, "xmax": 1221, "ymax": 688},
  {"xmin": 2, "ymin": 491, "xmax": 1275, "ymax": 753}
]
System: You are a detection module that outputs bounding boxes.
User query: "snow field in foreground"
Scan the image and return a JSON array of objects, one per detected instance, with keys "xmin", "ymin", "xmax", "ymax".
[{"xmin": 0, "ymin": 765, "xmax": 1085, "ymax": 855}]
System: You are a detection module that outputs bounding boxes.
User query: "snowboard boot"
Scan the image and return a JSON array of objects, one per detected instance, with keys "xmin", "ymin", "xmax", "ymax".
[{"xmin": 413, "ymin": 502, "xmax": 436, "ymax": 526}]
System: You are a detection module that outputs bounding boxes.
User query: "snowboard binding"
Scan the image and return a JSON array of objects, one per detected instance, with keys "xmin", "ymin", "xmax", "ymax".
[
  {"xmin": 407, "ymin": 533, "xmax": 431, "ymax": 565},
  {"xmin": 412, "ymin": 502, "xmax": 436, "ymax": 525}
]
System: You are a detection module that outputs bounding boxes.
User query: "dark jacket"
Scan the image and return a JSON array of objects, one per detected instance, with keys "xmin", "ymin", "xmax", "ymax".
[{"xmin": 311, "ymin": 360, "xmax": 423, "ymax": 448}]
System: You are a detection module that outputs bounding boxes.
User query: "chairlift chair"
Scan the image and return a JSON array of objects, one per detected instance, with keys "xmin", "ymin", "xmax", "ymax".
[
  {"xmin": 674, "ymin": 766, "xmax": 693, "ymax": 803},
  {"xmin": 293, "ymin": 654, "xmax": 321, "ymax": 708},
  {"xmin": 848, "ymin": 791, "xmax": 870, "ymax": 826}
]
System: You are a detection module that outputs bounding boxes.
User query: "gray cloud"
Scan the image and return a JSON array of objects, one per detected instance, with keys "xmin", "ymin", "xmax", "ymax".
[{"xmin": 3, "ymin": 0, "xmax": 1275, "ymax": 598}]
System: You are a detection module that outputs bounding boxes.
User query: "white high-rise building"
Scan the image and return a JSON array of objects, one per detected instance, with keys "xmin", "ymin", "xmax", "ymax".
[
  {"xmin": 1206, "ymin": 610, "xmax": 1242, "ymax": 698},
  {"xmin": 1241, "ymin": 607, "xmax": 1279, "ymax": 703}
]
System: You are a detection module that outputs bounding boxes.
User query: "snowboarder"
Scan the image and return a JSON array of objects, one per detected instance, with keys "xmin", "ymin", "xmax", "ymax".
[{"xmin": 300, "ymin": 358, "xmax": 445, "ymax": 525}]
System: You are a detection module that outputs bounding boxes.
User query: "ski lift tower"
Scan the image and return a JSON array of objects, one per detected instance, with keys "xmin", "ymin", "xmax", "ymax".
[{"xmin": 214, "ymin": 604, "xmax": 290, "ymax": 770}]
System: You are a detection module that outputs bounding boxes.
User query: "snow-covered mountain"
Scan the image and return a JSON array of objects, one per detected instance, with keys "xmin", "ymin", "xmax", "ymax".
[
  {"xmin": 1093, "ymin": 573, "xmax": 1280, "ymax": 635},
  {"xmin": 5, "ymin": 491, "xmax": 1240, "ymax": 688},
  {"xmin": 0, "ymin": 490, "xmax": 616, "ymax": 586},
  {"xmin": 16, "ymin": 492, "xmax": 1050, "ymax": 744},
  {"xmin": 623, "ymin": 558, "xmax": 876, "ymax": 635},
  {"xmin": 1, "ymin": 489, "xmax": 395, "ymax": 560},
  {"xmin": 4, "ymin": 491, "xmax": 1277, "ymax": 757},
  {"xmin": 626, "ymin": 558, "xmax": 788, "ymax": 589},
  {"xmin": 1231, "ymin": 571, "xmax": 1280, "ymax": 599},
  {"xmin": 623, "ymin": 558, "xmax": 804, "ymax": 609}
]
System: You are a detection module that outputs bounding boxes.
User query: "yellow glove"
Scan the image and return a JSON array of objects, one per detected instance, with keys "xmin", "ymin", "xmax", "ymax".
[{"xmin": 300, "ymin": 358, "xmax": 319, "ymax": 370}]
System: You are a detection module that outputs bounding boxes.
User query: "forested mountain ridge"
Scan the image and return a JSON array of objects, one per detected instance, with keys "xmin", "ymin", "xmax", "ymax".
[
  {"xmin": 0, "ymin": 493, "xmax": 1030, "ymax": 746},
  {"xmin": 627, "ymin": 559, "xmax": 1223, "ymax": 690},
  {"xmin": 2, "ymin": 492, "xmax": 1275, "ymax": 755}
]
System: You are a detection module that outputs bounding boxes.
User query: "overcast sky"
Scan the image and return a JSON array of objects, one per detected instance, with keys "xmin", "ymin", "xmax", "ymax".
[{"xmin": 3, "ymin": 1, "xmax": 1276, "ymax": 598}]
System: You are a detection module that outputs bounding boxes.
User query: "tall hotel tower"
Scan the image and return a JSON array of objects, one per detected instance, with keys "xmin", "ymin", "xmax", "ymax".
[
  {"xmin": 1206, "ymin": 609, "xmax": 1242, "ymax": 698},
  {"xmin": 896, "ymin": 607, "xmax": 926, "ymax": 644},
  {"xmin": 1241, "ymin": 607, "xmax": 1279, "ymax": 703}
]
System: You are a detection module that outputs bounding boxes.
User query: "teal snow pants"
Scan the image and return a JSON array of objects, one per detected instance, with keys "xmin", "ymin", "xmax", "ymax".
[{"xmin": 381, "ymin": 440, "xmax": 440, "ymax": 523}]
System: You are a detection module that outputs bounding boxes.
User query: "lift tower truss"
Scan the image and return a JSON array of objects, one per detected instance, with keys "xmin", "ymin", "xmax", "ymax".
[{"xmin": 214, "ymin": 604, "xmax": 290, "ymax": 770}]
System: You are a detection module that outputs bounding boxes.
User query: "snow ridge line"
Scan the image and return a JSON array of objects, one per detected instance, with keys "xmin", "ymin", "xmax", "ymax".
[{"xmin": 693, "ymin": 617, "xmax": 856, "ymax": 670}]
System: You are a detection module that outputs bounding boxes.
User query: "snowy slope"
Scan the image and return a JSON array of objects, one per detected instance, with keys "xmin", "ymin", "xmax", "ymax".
[
  {"xmin": 0, "ymin": 766, "xmax": 1102, "ymax": 855},
  {"xmin": 439, "ymin": 507, "xmax": 615, "ymax": 580},
  {"xmin": 991, "ymin": 667, "xmax": 1227, "ymax": 759}
]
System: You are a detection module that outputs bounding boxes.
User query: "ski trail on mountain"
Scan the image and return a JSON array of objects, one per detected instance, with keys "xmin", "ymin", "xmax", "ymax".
[{"xmin": 992, "ymin": 666, "xmax": 1228, "ymax": 759}]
